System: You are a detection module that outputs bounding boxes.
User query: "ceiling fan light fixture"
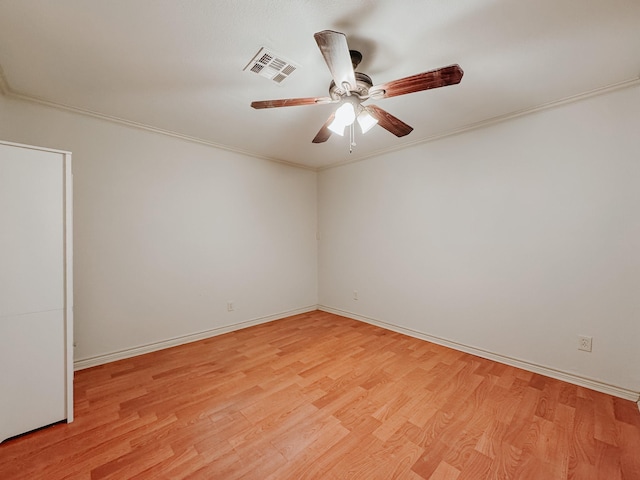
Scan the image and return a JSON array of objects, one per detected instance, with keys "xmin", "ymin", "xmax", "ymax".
[
  {"xmin": 327, "ymin": 120, "xmax": 346, "ymax": 136},
  {"xmin": 335, "ymin": 102, "xmax": 356, "ymax": 125},
  {"xmin": 357, "ymin": 110, "xmax": 378, "ymax": 134},
  {"xmin": 327, "ymin": 101, "xmax": 356, "ymax": 136}
]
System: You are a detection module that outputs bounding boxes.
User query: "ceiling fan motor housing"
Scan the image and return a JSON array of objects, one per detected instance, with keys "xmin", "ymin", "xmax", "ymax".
[{"xmin": 329, "ymin": 72, "xmax": 373, "ymax": 100}]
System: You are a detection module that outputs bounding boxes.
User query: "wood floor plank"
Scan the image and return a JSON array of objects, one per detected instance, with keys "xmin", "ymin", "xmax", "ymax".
[
  {"xmin": 1, "ymin": 310, "xmax": 639, "ymax": 479},
  {"xmin": 429, "ymin": 461, "xmax": 461, "ymax": 480}
]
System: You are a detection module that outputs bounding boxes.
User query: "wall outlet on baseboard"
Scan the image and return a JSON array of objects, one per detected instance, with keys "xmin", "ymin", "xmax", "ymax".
[
  {"xmin": 578, "ymin": 335, "xmax": 592, "ymax": 352},
  {"xmin": 227, "ymin": 301, "xmax": 234, "ymax": 312}
]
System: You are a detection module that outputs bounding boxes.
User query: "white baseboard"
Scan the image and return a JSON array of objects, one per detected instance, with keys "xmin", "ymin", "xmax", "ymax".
[
  {"xmin": 319, "ymin": 305, "xmax": 640, "ymax": 402},
  {"xmin": 74, "ymin": 305, "xmax": 318, "ymax": 370}
]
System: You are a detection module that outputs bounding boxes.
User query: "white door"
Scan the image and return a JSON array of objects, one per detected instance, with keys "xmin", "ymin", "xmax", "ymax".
[{"xmin": 0, "ymin": 142, "xmax": 72, "ymax": 442}]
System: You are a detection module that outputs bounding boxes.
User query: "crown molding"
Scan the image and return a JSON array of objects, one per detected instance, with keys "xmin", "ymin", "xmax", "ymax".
[
  {"xmin": 0, "ymin": 66, "xmax": 9, "ymax": 95},
  {"xmin": 319, "ymin": 76, "xmax": 640, "ymax": 171},
  {"xmin": 0, "ymin": 74, "xmax": 316, "ymax": 172},
  {"xmin": 2, "ymin": 62, "xmax": 638, "ymax": 173}
]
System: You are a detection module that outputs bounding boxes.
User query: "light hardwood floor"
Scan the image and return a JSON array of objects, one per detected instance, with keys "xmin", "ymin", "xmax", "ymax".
[{"xmin": 1, "ymin": 310, "xmax": 639, "ymax": 479}]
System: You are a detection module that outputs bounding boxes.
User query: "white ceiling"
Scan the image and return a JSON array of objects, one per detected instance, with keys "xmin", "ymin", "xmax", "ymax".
[{"xmin": 0, "ymin": 0, "xmax": 639, "ymax": 170}]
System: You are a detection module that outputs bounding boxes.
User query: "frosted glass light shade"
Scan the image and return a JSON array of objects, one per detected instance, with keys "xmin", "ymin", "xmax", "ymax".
[
  {"xmin": 328, "ymin": 120, "xmax": 346, "ymax": 136},
  {"xmin": 335, "ymin": 102, "xmax": 356, "ymax": 125},
  {"xmin": 357, "ymin": 110, "xmax": 378, "ymax": 134},
  {"xmin": 328, "ymin": 102, "xmax": 357, "ymax": 136}
]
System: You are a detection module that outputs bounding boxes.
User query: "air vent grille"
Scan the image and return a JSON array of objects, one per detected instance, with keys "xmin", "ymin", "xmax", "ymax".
[
  {"xmin": 282, "ymin": 65, "xmax": 296, "ymax": 76},
  {"xmin": 244, "ymin": 47, "xmax": 298, "ymax": 84}
]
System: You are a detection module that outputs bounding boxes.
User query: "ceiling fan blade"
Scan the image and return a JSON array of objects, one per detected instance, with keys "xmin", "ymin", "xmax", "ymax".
[
  {"xmin": 314, "ymin": 30, "xmax": 357, "ymax": 91},
  {"xmin": 369, "ymin": 64, "xmax": 464, "ymax": 99},
  {"xmin": 366, "ymin": 105, "xmax": 413, "ymax": 137},
  {"xmin": 312, "ymin": 113, "xmax": 336, "ymax": 143},
  {"xmin": 251, "ymin": 97, "xmax": 334, "ymax": 109}
]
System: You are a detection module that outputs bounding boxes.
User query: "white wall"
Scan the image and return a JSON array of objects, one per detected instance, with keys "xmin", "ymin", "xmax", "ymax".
[
  {"xmin": 318, "ymin": 85, "xmax": 640, "ymax": 396},
  {"xmin": 0, "ymin": 95, "xmax": 318, "ymax": 364},
  {"xmin": 2, "ymin": 84, "xmax": 638, "ymax": 398}
]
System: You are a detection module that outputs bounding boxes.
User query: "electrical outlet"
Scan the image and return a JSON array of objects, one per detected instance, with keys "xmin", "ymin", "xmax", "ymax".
[
  {"xmin": 353, "ymin": 290, "xmax": 358, "ymax": 300},
  {"xmin": 227, "ymin": 301, "xmax": 234, "ymax": 312},
  {"xmin": 578, "ymin": 335, "xmax": 592, "ymax": 352}
]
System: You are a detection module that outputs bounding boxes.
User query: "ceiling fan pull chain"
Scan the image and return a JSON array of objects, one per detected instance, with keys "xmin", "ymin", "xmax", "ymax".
[{"xmin": 349, "ymin": 123, "xmax": 356, "ymax": 154}]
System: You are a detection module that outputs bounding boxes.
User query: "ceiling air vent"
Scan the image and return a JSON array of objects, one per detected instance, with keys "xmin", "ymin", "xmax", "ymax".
[{"xmin": 244, "ymin": 47, "xmax": 298, "ymax": 84}]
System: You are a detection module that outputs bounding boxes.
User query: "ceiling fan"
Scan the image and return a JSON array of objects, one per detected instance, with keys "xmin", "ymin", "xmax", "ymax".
[{"xmin": 251, "ymin": 30, "xmax": 463, "ymax": 144}]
